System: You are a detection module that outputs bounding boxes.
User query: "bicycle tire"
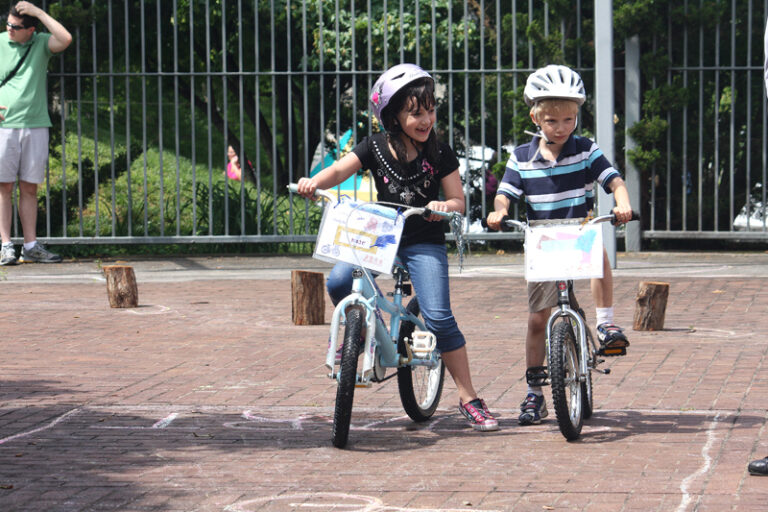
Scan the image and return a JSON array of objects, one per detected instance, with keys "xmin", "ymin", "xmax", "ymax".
[
  {"xmin": 397, "ymin": 298, "xmax": 445, "ymax": 422},
  {"xmin": 331, "ymin": 307, "xmax": 364, "ymax": 448},
  {"xmin": 549, "ymin": 319, "xmax": 583, "ymax": 440},
  {"xmin": 581, "ymin": 328, "xmax": 594, "ymax": 420}
]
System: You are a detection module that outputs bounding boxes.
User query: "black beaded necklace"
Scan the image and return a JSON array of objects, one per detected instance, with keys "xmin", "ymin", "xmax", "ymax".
[{"xmin": 371, "ymin": 137, "xmax": 436, "ymax": 205}]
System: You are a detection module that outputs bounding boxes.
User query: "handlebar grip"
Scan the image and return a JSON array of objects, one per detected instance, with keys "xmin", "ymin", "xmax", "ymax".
[
  {"xmin": 611, "ymin": 210, "xmax": 641, "ymax": 225},
  {"xmin": 482, "ymin": 215, "xmax": 515, "ymax": 232},
  {"xmin": 287, "ymin": 183, "xmax": 299, "ymax": 193}
]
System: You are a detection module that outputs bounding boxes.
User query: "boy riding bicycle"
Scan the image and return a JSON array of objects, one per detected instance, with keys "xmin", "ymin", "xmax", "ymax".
[{"xmin": 486, "ymin": 65, "xmax": 634, "ymax": 426}]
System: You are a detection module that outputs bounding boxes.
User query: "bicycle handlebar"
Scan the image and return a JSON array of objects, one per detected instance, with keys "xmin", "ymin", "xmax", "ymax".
[
  {"xmin": 287, "ymin": 183, "xmax": 457, "ymax": 221},
  {"xmin": 482, "ymin": 211, "xmax": 640, "ymax": 232}
]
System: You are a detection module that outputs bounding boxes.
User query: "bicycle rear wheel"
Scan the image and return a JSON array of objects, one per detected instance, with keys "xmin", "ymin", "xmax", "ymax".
[
  {"xmin": 397, "ymin": 298, "xmax": 445, "ymax": 421},
  {"xmin": 331, "ymin": 307, "xmax": 364, "ymax": 448},
  {"xmin": 549, "ymin": 319, "xmax": 583, "ymax": 440}
]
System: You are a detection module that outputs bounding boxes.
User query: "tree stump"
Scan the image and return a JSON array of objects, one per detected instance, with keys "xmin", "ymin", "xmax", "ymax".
[
  {"xmin": 103, "ymin": 265, "xmax": 139, "ymax": 308},
  {"xmin": 291, "ymin": 270, "xmax": 325, "ymax": 325},
  {"xmin": 633, "ymin": 281, "xmax": 670, "ymax": 331}
]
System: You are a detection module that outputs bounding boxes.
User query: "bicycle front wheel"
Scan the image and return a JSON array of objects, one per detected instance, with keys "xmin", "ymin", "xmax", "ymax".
[
  {"xmin": 549, "ymin": 319, "xmax": 583, "ymax": 440},
  {"xmin": 581, "ymin": 328, "xmax": 594, "ymax": 420},
  {"xmin": 331, "ymin": 307, "xmax": 364, "ymax": 448},
  {"xmin": 397, "ymin": 298, "xmax": 445, "ymax": 422}
]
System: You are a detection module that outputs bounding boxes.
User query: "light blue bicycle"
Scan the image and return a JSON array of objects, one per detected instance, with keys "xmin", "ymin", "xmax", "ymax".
[{"xmin": 289, "ymin": 184, "xmax": 464, "ymax": 448}]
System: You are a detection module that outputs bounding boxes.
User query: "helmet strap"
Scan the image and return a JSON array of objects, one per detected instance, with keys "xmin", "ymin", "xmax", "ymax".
[{"xmin": 524, "ymin": 127, "xmax": 554, "ymax": 145}]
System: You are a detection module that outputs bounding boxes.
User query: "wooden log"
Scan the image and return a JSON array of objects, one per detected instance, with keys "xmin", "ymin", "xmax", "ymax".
[
  {"xmin": 103, "ymin": 265, "xmax": 139, "ymax": 308},
  {"xmin": 291, "ymin": 270, "xmax": 325, "ymax": 325},
  {"xmin": 633, "ymin": 281, "xmax": 670, "ymax": 331}
]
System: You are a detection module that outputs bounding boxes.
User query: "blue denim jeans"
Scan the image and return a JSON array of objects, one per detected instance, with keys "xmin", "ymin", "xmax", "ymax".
[{"xmin": 326, "ymin": 242, "xmax": 466, "ymax": 353}]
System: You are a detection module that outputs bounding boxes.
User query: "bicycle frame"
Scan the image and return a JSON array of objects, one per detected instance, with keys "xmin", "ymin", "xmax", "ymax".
[{"xmin": 325, "ymin": 261, "xmax": 439, "ymax": 386}]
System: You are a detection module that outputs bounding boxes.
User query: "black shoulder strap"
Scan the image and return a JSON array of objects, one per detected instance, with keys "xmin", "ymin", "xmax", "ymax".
[{"xmin": 0, "ymin": 43, "xmax": 34, "ymax": 89}]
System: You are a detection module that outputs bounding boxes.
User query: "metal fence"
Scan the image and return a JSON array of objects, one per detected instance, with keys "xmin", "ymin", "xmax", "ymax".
[{"xmin": 9, "ymin": 0, "xmax": 767, "ymax": 247}]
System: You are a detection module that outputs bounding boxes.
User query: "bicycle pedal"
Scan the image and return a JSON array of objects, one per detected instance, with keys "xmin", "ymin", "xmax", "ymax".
[
  {"xmin": 598, "ymin": 346, "xmax": 626, "ymax": 357},
  {"xmin": 410, "ymin": 330, "xmax": 436, "ymax": 358}
]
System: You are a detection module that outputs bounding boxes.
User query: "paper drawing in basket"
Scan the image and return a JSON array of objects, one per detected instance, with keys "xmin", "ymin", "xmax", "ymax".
[
  {"xmin": 314, "ymin": 197, "xmax": 405, "ymax": 274},
  {"xmin": 525, "ymin": 223, "xmax": 604, "ymax": 282}
]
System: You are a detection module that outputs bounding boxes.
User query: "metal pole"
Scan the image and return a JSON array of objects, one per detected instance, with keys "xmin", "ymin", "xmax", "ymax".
[
  {"xmin": 594, "ymin": 0, "xmax": 616, "ymax": 267},
  {"xmin": 624, "ymin": 35, "xmax": 641, "ymax": 251}
]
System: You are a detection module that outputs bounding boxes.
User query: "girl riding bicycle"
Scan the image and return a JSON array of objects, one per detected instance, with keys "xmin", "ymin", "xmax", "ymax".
[{"xmin": 296, "ymin": 63, "xmax": 498, "ymax": 432}]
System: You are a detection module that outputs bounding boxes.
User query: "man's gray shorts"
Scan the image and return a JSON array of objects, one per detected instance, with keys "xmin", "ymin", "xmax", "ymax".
[{"xmin": 0, "ymin": 128, "xmax": 50, "ymax": 184}]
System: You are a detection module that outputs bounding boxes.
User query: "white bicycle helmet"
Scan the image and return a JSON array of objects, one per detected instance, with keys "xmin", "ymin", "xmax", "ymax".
[
  {"xmin": 369, "ymin": 63, "xmax": 434, "ymax": 125},
  {"xmin": 524, "ymin": 65, "xmax": 586, "ymax": 107}
]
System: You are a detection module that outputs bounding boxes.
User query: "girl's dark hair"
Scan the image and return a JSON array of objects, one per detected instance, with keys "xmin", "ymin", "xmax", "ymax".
[{"xmin": 379, "ymin": 77, "xmax": 439, "ymax": 165}]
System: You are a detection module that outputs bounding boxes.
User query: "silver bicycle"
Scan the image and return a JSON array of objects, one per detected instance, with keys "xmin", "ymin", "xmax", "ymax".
[{"xmin": 490, "ymin": 212, "xmax": 637, "ymax": 440}]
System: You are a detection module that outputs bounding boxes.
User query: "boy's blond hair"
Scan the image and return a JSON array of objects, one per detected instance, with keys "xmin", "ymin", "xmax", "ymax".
[{"xmin": 530, "ymin": 98, "xmax": 580, "ymax": 123}]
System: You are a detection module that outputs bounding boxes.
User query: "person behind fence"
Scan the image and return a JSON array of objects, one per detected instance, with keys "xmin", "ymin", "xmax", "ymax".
[
  {"xmin": 0, "ymin": 2, "xmax": 71, "ymax": 266},
  {"xmin": 226, "ymin": 145, "xmax": 242, "ymax": 181},
  {"xmin": 485, "ymin": 64, "xmax": 633, "ymax": 426},
  {"xmin": 296, "ymin": 63, "xmax": 498, "ymax": 432}
]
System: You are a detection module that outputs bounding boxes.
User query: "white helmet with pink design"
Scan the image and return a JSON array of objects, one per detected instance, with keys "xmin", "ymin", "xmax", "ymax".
[{"xmin": 369, "ymin": 63, "xmax": 434, "ymax": 125}]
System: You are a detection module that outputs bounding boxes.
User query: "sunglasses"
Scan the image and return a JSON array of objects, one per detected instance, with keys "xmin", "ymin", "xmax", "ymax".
[{"xmin": 6, "ymin": 22, "xmax": 28, "ymax": 30}]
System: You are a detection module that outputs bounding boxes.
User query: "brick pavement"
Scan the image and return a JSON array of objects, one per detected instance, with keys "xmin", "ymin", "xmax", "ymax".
[{"xmin": 1, "ymin": 253, "xmax": 768, "ymax": 511}]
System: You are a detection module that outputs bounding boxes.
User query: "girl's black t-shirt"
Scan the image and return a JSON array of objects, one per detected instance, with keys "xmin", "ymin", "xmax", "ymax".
[{"xmin": 352, "ymin": 132, "xmax": 460, "ymax": 247}]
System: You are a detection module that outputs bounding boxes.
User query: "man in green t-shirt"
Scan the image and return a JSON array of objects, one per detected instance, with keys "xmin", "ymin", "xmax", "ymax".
[{"xmin": 0, "ymin": 2, "xmax": 71, "ymax": 265}]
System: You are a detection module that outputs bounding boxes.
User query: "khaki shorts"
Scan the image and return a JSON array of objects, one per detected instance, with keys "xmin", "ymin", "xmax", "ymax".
[
  {"xmin": 0, "ymin": 128, "xmax": 50, "ymax": 184},
  {"xmin": 527, "ymin": 280, "xmax": 558, "ymax": 313}
]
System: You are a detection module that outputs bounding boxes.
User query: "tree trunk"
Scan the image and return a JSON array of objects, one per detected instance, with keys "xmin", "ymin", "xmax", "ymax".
[
  {"xmin": 633, "ymin": 281, "xmax": 669, "ymax": 331},
  {"xmin": 103, "ymin": 265, "xmax": 139, "ymax": 308},
  {"xmin": 291, "ymin": 270, "xmax": 325, "ymax": 325}
]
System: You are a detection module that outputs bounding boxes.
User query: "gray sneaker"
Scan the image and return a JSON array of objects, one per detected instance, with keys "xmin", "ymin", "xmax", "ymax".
[
  {"xmin": 0, "ymin": 243, "xmax": 17, "ymax": 266},
  {"xmin": 19, "ymin": 243, "xmax": 62, "ymax": 263}
]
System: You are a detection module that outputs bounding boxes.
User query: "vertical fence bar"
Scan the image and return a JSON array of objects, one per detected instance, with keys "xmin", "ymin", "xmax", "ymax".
[
  {"xmin": 124, "ymin": 1, "xmax": 132, "ymax": 236},
  {"xmin": 301, "ymin": 0, "xmax": 310, "ymax": 232},
  {"xmin": 108, "ymin": 0, "xmax": 116, "ymax": 237},
  {"xmin": 665, "ymin": 11, "xmax": 671, "ymax": 231},
  {"xmin": 350, "ymin": 0, "xmax": 358, "ymax": 200},
  {"xmin": 270, "ymin": 1, "xmax": 278, "ymax": 233},
  {"xmin": 140, "ymin": 0, "xmax": 149, "ymax": 235},
  {"xmin": 157, "ymin": 0, "xmax": 164, "ymax": 237},
  {"xmin": 334, "ymin": 0, "xmax": 340, "ymax": 197},
  {"xmin": 414, "ymin": 0, "xmax": 420, "ymax": 67},
  {"xmin": 238, "ymin": 0, "xmax": 246, "ymax": 235},
  {"xmin": 173, "ymin": 0, "xmax": 181, "ymax": 236},
  {"xmin": 254, "ymin": 0, "xmax": 262, "ymax": 235},
  {"xmin": 681, "ymin": 0, "xmax": 688, "ymax": 231},
  {"xmin": 189, "ymin": 1, "xmax": 197, "ymax": 236},
  {"xmin": 744, "ymin": 0, "xmax": 753, "ymax": 230},
  {"xmin": 205, "ymin": 0, "xmax": 213, "ymax": 235},
  {"xmin": 447, "ymin": 0, "xmax": 453, "ymax": 145},
  {"xmin": 286, "ymin": 0, "xmax": 294, "ymax": 209},
  {"xmin": 728, "ymin": 0, "xmax": 736, "ymax": 229},
  {"xmin": 75, "ymin": 23, "xmax": 83, "ymax": 237},
  {"xmin": 714, "ymin": 16, "xmax": 720, "ymax": 231},
  {"xmin": 91, "ymin": 0, "xmax": 99, "ymax": 237},
  {"xmin": 222, "ymin": 0, "xmax": 230, "ymax": 236},
  {"xmin": 697, "ymin": 0, "xmax": 703, "ymax": 231}
]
